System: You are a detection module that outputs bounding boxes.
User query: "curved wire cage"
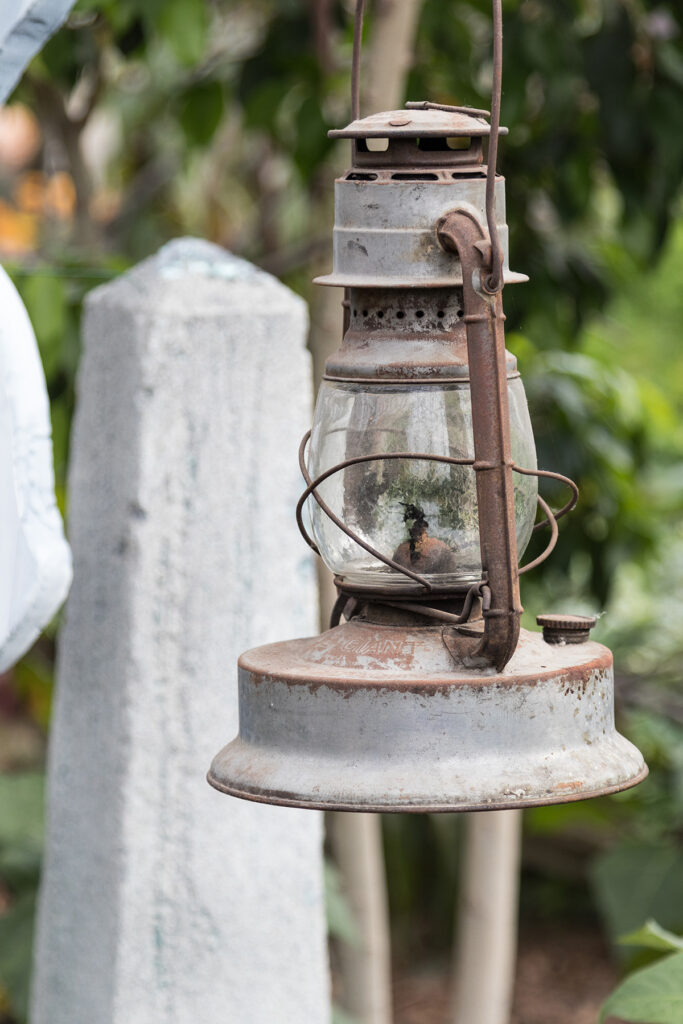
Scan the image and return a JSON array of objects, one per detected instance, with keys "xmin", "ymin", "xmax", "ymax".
[{"xmin": 296, "ymin": 429, "xmax": 579, "ymax": 599}]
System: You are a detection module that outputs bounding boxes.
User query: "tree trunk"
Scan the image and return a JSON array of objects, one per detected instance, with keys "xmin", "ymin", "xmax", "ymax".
[{"xmin": 364, "ymin": 0, "xmax": 423, "ymax": 117}]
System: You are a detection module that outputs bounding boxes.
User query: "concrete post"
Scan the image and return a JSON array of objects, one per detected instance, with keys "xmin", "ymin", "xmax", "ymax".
[{"xmin": 32, "ymin": 239, "xmax": 330, "ymax": 1024}]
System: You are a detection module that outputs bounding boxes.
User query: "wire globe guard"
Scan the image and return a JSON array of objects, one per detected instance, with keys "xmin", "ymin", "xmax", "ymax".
[{"xmin": 208, "ymin": 624, "xmax": 647, "ymax": 813}]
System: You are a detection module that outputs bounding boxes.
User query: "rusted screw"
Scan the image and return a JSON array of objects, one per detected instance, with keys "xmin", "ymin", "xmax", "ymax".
[{"xmin": 537, "ymin": 613, "xmax": 597, "ymax": 645}]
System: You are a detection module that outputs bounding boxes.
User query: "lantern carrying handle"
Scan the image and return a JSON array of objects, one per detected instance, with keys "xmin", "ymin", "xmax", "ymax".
[{"xmin": 350, "ymin": 0, "xmax": 505, "ymax": 292}]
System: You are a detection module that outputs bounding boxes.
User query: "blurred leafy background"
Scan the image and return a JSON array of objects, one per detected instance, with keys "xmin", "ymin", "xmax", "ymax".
[{"xmin": 0, "ymin": 0, "xmax": 682, "ymax": 1021}]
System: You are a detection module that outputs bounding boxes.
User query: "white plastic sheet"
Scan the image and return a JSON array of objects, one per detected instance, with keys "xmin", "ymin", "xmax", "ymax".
[
  {"xmin": 0, "ymin": 1, "xmax": 76, "ymax": 105},
  {"xmin": 0, "ymin": 266, "xmax": 71, "ymax": 671}
]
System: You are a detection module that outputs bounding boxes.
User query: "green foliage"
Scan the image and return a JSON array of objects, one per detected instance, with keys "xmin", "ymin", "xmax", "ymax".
[
  {"xmin": 332, "ymin": 1007, "xmax": 360, "ymax": 1024},
  {"xmin": 600, "ymin": 951, "xmax": 683, "ymax": 1024},
  {"xmin": 153, "ymin": 0, "xmax": 209, "ymax": 67},
  {"xmin": 325, "ymin": 861, "xmax": 363, "ymax": 1024},
  {"xmin": 620, "ymin": 919, "xmax": 683, "ymax": 954},
  {"xmin": 0, "ymin": 895, "xmax": 36, "ymax": 1024},
  {"xmin": 619, "ymin": 711, "xmax": 683, "ymax": 837},
  {"xmin": 325, "ymin": 861, "xmax": 360, "ymax": 947},
  {"xmin": 0, "ymin": 775, "xmax": 44, "ymax": 850},
  {"xmin": 599, "ymin": 919, "xmax": 683, "ymax": 1019},
  {"xmin": 412, "ymin": 0, "xmax": 683, "ymax": 347},
  {"xmin": 383, "ymin": 814, "xmax": 461, "ymax": 956},
  {"xmin": 523, "ymin": 345, "xmax": 670, "ymax": 604},
  {"xmin": 592, "ymin": 843, "xmax": 683, "ymax": 956},
  {"xmin": 180, "ymin": 82, "xmax": 225, "ymax": 147},
  {"xmin": 0, "ymin": 776, "xmax": 45, "ymax": 1023}
]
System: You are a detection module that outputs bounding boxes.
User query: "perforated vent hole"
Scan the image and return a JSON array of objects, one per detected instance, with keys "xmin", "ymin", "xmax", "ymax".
[
  {"xmin": 391, "ymin": 173, "xmax": 438, "ymax": 181},
  {"xmin": 350, "ymin": 302, "xmax": 464, "ymax": 325}
]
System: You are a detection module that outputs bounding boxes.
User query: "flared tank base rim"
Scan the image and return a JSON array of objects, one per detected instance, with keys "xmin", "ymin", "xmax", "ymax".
[
  {"xmin": 208, "ymin": 626, "xmax": 648, "ymax": 812},
  {"xmin": 207, "ymin": 758, "xmax": 649, "ymax": 814}
]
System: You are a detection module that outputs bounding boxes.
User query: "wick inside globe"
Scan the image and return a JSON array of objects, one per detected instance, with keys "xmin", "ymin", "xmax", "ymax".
[{"xmin": 393, "ymin": 503, "xmax": 460, "ymax": 575}]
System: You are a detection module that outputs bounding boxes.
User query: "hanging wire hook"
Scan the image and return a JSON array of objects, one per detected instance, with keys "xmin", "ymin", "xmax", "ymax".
[
  {"xmin": 351, "ymin": 0, "xmax": 366, "ymax": 121},
  {"xmin": 349, "ymin": 0, "xmax": 505, "ymax": 291},
  {"xmin": 485, "ymin": 0, "xmax": 504, "ymax": 293}
]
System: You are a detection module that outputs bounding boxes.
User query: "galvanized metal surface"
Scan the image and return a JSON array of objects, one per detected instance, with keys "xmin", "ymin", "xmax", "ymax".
[
  {"xmin": 325, "ymin": 286, "xmax": 516, "ymax": 380},
  {"xmin": 314, "ymin": 176, "xmax": 527, "ymax": 290},
  {"xmin": 208, "ymin": 625, "xmax": 647, "ymax": 812}
]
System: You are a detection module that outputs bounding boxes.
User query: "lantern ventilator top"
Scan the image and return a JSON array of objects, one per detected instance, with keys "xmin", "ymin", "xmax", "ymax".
[
  {"xmin": 207, "ymin": 1, "xmax": 647, "ymax": 813},
  {"xmin": 315, "ymin": 103, "xmax": 527, "ymax": 290},
  {"xmin": 329, "ymin": 104, "xmax": 501, "ymax": 138}
]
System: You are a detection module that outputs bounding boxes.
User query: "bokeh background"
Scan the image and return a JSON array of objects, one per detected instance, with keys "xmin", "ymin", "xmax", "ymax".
[{"xmin": 1, "ymin": 1, "xmax": 682, "ymax": 1021}]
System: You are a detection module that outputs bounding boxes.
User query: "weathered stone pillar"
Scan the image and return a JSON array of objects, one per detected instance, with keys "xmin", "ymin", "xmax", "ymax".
[{"xmin": 32, "ymin": 239, "xmax": 330, "ymax": 1024}]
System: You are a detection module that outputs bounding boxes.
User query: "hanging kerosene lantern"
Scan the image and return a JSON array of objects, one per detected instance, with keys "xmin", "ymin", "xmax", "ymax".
[{"xmin": 208, "ymin": 0, "xmax": 647, "ymax": 812}]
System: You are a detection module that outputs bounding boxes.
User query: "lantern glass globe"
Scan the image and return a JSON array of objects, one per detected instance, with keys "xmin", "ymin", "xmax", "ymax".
[{"xmin": 307, "ymin": 379, "xmax": 538, "ymax": 590}]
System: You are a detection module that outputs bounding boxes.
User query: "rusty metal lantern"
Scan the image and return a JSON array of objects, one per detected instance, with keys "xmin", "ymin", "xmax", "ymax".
[{"xmin": 208, "ymin": 0, "xmax": 647, "ymax": 812}]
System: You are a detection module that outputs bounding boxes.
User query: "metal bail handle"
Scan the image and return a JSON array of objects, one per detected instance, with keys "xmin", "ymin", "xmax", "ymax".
[{"xmin": 350, "ymin": 0, "xmax": 505, "ymax": 292}]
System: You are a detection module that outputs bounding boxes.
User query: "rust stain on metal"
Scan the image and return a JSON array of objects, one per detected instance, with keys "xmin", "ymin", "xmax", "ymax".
[{"xmin": 238, "ymin": 623, "xmax": 614, "ymax": 695}]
